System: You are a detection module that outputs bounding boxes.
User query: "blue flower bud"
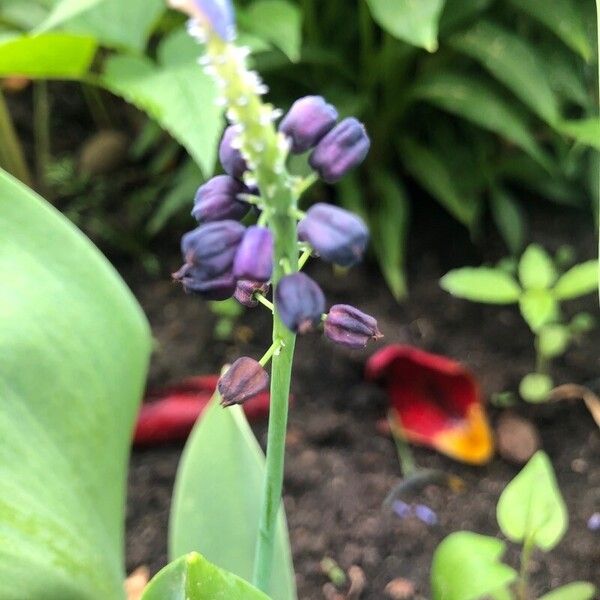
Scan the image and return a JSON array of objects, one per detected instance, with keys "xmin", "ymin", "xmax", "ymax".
[
  {"xmin": 172, "ymin": 0, "xmax": 236, "ymax": 41},
  {"xmin": 324, "ymin": 304, "xmax": 382, "ymax": 349},
  {"xmin": 309, "ymin": 117, "xmax": 370, "ymax": 183},
  {"xmin": 218, "ymin": 356, "xmax": 269, "ymax": 406},
  {"xmin": 180, "ymin": 220, "xmax": 245, "ymax": 278},
  {"xmin": 173, "ymin": 267, "xmax": 237, "ymax": 301},
  {"xmin": 297, "ymin": 203, "xmax": 369, "ymax": 267},
  {"xmin": 233, "ymin": 226, "xmax": 273, "ymax": 282},
  {"xmin": 275, "ymin": 273, "xmax": 325, "ymax": 334},
  {"xmin": 191, "ymin": 175, "xmax": 250, "ymax": 223},
  {"xmin": 234, "ymin": 279, "xmax": 270, "ymax": 307},
  {"xmin": 219, "ymin": 126, "xmax": 247, "ymax": 180},
  {"xmin": 279, "ymin": 96, "xmax": 338, "ymax": 154}
]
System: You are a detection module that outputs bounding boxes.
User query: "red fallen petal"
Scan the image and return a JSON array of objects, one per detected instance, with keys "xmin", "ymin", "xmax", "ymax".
[
  {"xmin": 367, "ymin": 345, "xmax": 494, "ymax": 465},
  {"xmin": 134, "ymin": 375, "xmax": 271, "ymax": 446}
]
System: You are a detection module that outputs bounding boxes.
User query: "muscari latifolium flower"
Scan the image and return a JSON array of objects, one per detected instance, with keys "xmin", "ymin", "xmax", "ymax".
[{"xmin": 170, "ymin": 0, "xmax": 381, "ymax": 402}]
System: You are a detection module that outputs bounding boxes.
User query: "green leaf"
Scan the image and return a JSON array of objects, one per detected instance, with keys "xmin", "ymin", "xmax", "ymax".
[
  {"xmin": 508, "ymin": 0, "xmax": 593, "ymax": 62},
  {"xmin": 554, "ymin": 260, "xmax": 598, "ymax": 300},
  {"xmin": 240, "ymin": 0, "xmax": 302, "ymax": 62},
  {"xmin": 519, "ymin": 373, "xmax": 553, "ymax": 403},
  {"xmin": 411, "ymin": 71, "xmax": 552, "ymax": 170},
  {"xmin": 497, "ymin": 451, "xmax": 568, "ymax": 550},
  {"xmin": 35, "ymin": 0, "xmax": 105, "ymax": 33},
  {"xmin": 537, "ymin": 324, "xmax": 571, "ymax": 359},
  {"xmin": 441, "ymin": 267, "xmax": 521, "ymax": 304},
  {"xmin": 439, "ymin": 0, "xmax": 493, "ymax": 33},
  {"xmin": 62, "ymin": 0, "xmax": 164, "ymax": 52},
  {"xmin": 170, "ymin": 397, "xmax": 297, "ymax": 600},
  {"xmin": 141, "ymin": 553, "xmax": 271, "ymax": 600},
  {"xmin": 400, "ymin": 137, "xmax": 478, "ymax": 225},
  {"xmin": 431, "ymin": 532, "xmax": 517, "ymax": 600},
  {"xmin": 0, "ymin": 169, "xmax": 151, "ymax": 598},
  {"xmin": 370, "ymin": 171, "xmax": 409, "ymax": 300},
  {"xmin": 0, "ymin": 33, "xmax": 96, "ymax": 78},
  {"xmin": 518, "ymin": 244, "xmax": 557, "ymax": 289},
  {"xmin": 519, "ymin": 289, "xmax": 559, "ymax": 332},
  {"xmin": 366, "ymin": 0, "xmax": 446, "ymax": 52},
  {"xmin": 490, "ymin": 187, "xmax": 526, "ymax": 255},
  {"xmin": 102, "ymin": 31, "xmax": 222, "ymax": 176},
  {"xmin": 538, "ymin": 582, "xmax": 597, "ymax": 600},
  {"xmin": 451, "ymin": 21, "xmax": 560, "ymax": 125},
  {"xmin": 559, "ymin": 118, "xmax": 600, "ymax": 151}
]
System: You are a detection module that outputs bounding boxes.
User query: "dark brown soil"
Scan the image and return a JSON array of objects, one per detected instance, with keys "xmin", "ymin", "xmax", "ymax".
[{"xmin": 124, "ymin": 207, "xmax": 600, "ymax": 599}]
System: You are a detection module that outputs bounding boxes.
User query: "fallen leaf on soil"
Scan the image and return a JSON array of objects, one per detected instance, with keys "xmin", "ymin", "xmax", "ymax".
[
  {"xmin": 124, "ymin": 566, "xmax": 149, "ymax": 600},
  {"xmin": 134, "ymin": 375, "xmax": 271, "ymax": 445},
  {"xmin": 384, "ymin": 577, "xmax": 415, "ymax": 599},
  {"xmin": 548, "ymin": 384, "xmax": 600, "ymax": 429},
  {"xmin": 496, "ymin": 411, "xmax": 540, "ymax": 465},
  {"xmin": 366, "ymin": 345, "xmax": 494, "ymax": 464}
]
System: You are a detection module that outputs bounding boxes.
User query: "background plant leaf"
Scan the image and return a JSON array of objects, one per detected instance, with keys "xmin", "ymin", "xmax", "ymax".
[
  {"xmin": 366, "ymin": 0, "xmax": 446, "ymax": 52},
  {"xmin": 490, "ymin": 187, "xmax": 526, "ymax": 255},
  {"xmin": 519, "ymin": 289, "xmax": 559, "ymax": 332},
  {"xmin": 35, "ymin": 0, "xmax": 105, "ymax": 33},
  {"xmin": 538, "ymin": 582, "xmax": 597, "ymax": 600},
  {"xmin": 0, "ymin": 169, "xmax": 151, "ymax": 599},
  {"xmin": 102, "ymin": 30, "xmax": 222, "ymax": 177},
  {"xmin": 553, "ymin": 260, "xmax": 598, "ymax": 300},
  {"xmin": 169, "ymin": 397, "xmax": 297, "ymax": 600},
  {"xmin": 141, "ymin": 553, "xmax": 271, "ymax": 600},
  {"xmin": 441, "ymin": 267, "xmax": 521, "ymax": 304},
  {"xmin": 518, "ymin": 244, "xmax": 557, "ymax": 289},
  {"xmin": 497, "ymin": 451, "xmax": 568, "ymax": 550},
  {"xmin": 431, "ymin": 532, "xmax": 517, "ymax": 600}
]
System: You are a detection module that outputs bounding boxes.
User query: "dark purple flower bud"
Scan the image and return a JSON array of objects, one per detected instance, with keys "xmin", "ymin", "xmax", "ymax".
[
  {"xmin": 233, "ymin": 226, "xmax": 273, "ymax": 282},
  {"xmin": 172, "ymin": 266, "xmax": 236, "ymax": 301},
  {"xmin": 309, "ymin": 117, "xmax": 370, "ymax": 183},
  {"xmin": 191, "ymin": 175, "xmax": 250, "ymax": 223},
  {"xmin": 234, "ymin": 279, "xmax": 270, "ymax": 307},
  {"xmin": 219, "ymin": 126, "xmax": 247, "ymax": 180},
  {"xmin": 275, "ymin": 273, "xmax": 325, "ymax": 334},
  {"xmin": 297, "ymin": 203, "xmax": 369, "ymax": 267},
  {"xmin": 171, "ymin": 0, "xmax": 236, "ymax": 41},
  {"xmin": 324, "ymin": 304, "xmax": 382, "ymax": 349},
  {"xmin": 279, "ymin": 96, "xmax": 338, "ymax": 154},
  {"xmin": 218, "ymin": 356, "xmax": 269, "ymax": 406},
  {"xmin": 180, "ymin": 220, "xmax": 245, "ymax": 279}
]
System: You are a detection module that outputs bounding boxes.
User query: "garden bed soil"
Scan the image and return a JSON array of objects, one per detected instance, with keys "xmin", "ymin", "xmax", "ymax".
[{"xmin": 124, "ymin": 207, "xmax": 600, "ymax": 599}]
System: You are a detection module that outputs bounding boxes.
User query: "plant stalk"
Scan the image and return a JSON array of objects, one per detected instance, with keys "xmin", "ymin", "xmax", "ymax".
[
  {"xmin": 33, "ymin": 81, "xmax": 51, "ymax": 197},
  {"xmin": 596, "ymin": 0, "xmax": 600, "ymax": 304},
  {"xmin": 0, "ymin": 89, "xmax": 32, "ymax": 186},
  {"xmin": 516, "ymin": 537, "xmax": 534, "ymax": 600}
]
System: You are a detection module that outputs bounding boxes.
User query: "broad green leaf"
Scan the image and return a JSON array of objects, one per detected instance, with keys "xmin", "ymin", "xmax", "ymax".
[
  {"xmin": 554, "ymin": 260, "xmax": 598, "ymax": 300},
  {"xmin": 0, "ymin": 33, "xmax": 96, "ymax": 78},
  {"xmin": 240, "ymin": 0, "xmax": 302, "ymax": 62},
  {"xmin": 35, "ymin": 0, "xmax": 105, "ymax": 33},
  {"xmin": 451, "ymin": 21, "xmax": 560, "ymax": 125},
  {"xmin": 537, "ymin": 324, "xmax": 570, "ymax": 359},
  {"xmin": 519, "ymin": 373, "xmax": 553, "ymax": 403},
  {"xmin": 102, "ymin": 31, "xmax": 222, "ymax": 176},
  {"xmin": 543, "ymin": 44, "xmax": 590, "ymax": 108},
  {"xmin": 170, "ymin": 397, "xmax": 297, "ymax": 600},
  {"xmin": 65, "ymin": 0, "xmax": 164, "ymax": 52},
  {"xmin": 559, "ymin": 119, "xmax": 600, "ymax": 151},
  {"xmin": 370, "ymin": 171, "xmax": 409, "ymax": 300},
  {"xmin": 509, "ymin": 0, "xmax": 593, "ymax": 62},
  {"xmin": 538, "ymin": 582, "xmax": 597, "ymax": 600},
  {"xmin": 519, "ymin": 289, "xmax": 559, "ymax": 332},
  {"xmin": 441, "ymin": 267, "xmax": 521, "ymax": 304},
  {"xmin": 400, "ymin": 137, "xmax": 478, "ymax": 225},
  {"xmin": 411, "ymin": 72, "xmax": 552, "ymax": 170},
  {"xmin": 0, "ymin": 169, "xmax": 151, "ymax": 598},
  {"xmin": 518, "ymin": 244, "xmax": 557, "ymax": 289},
  {"xmin": 439, "ymin": 0, "xmax": 493, "ymax": 33},
  {"xmin": 431, "ymin": 532, "xmax": 517, "ymax": 600},
  {"xmin": 0, "ymin": 0, "xmax": 48, "ymax": 30},
  {"xmin": 366, "ymin": 0, "xmax": 446, "ymax": 52},
  {"xmin": 490, "ymin": 187, "xmax": 526, "ymax": 255},
  {"xmin": 141, "ymin": 553, "xmax": 271, "ymax": 600},
  {"xmin": 497, "ymin": 451, "xmax": 568, "ymax": 550}
]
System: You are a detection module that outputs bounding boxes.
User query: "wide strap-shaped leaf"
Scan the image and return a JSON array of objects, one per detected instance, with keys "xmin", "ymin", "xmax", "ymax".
[
  {"xmin": 141, "ymin": 553, "xmax": 271, "ymax": 600},
  {"xmin": 169, "ymin": 397, "xmax": 296, "ymax": 600},
  {"xmin": 102, "ymin": 30, "xmax": 222, "ymax": 177},
  {"xmin": 0, "ymin": 169, "xmax": 151, "ymax": 599}
]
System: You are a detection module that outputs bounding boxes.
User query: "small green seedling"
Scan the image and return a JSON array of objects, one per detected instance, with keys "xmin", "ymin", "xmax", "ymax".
[
  {"xmin": 430, "ymin": 451, "xmax": 596, "ymax": 600},
  {"xmin": 441, "ymin": 244, "xmax": 597, "ymax": 403}
]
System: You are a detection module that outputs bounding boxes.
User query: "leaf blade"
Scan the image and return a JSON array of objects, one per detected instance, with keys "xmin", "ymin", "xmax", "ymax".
[
  {"xmin": 441, "ymin": 267, "xmax": 521, "ymax": 304},
  {"xmin": 553, "ymin": 260, "xmax": 599, "ymax": 300}
]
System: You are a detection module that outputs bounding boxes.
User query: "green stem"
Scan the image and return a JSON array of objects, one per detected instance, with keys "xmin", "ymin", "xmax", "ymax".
[
  {"xmin": 33, "ymin": 81, "xmax": 51, "ymax": 197},
  {"xmin": 256, "ymin": 293, "xmax": 274, "ymax": 312},
  {"xmin": 0, "ymin": 90, "xmax": 32, "ymax": 186},
  {"xmin": 596, "ymin": 0, "xmax": 600, "ymax": 303},
  {"xmin": 517, "ymin": 537, "xmax": 534, "ymax": 600},
  {"xmin": 388, "ymin": 411, "xmax": 417, "ymax": 477}
]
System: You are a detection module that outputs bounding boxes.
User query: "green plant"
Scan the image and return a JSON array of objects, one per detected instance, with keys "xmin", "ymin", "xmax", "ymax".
[
  {"xmin": 441, "ymin": 243, "xmax": 597, "ymax": 403},
  {"xmin": 431, "ymin": 451, "xmax": 596, "ymax": 600}
]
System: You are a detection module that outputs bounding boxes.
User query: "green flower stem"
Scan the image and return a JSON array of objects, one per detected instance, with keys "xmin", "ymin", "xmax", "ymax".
[
  {"xmin": 256, "ymin": 293, "xmax": 274, "ymax": 312},
  {"xmin": 298, "ymin": 247, "xmax": 312, "ymax": 270}
]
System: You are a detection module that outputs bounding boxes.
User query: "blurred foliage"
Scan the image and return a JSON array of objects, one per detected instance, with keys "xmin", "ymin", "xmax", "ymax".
[{"xmin": 0, "ymin": 0, "xmax": 598, "ymax": 292}]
